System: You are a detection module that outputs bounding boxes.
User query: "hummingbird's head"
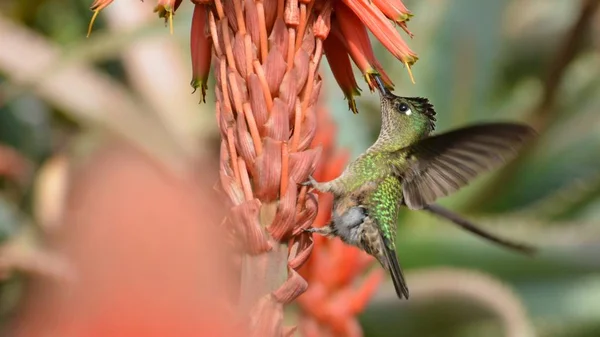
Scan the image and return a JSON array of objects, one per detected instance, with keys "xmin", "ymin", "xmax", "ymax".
[{"xmin": 372, "ymin": 75, "xmax": 437, "ymax": 150}]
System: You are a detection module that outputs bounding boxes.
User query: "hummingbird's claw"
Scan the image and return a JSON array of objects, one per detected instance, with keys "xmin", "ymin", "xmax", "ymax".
[
  {"xmin": 300, "ymin": 175, "xmax": 318, "ymax": 188},
  {"xmin": 304, "ymin": 225, "xmax": 333, "ymax": 237}
]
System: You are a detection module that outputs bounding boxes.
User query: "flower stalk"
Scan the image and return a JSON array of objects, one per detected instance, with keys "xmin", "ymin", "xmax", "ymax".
[{"xmin": 85, "ymin": 0, "xmax": 419, "ymax": 334}]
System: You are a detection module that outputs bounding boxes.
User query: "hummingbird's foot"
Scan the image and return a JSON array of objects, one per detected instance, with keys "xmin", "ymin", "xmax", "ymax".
[
  {"xmin": 300, "ymin": 175, "xmax": 318, "ymax": 188},
  {"xmin": 300, "ymin": 175, "xmax": 334, "ymax": 193},
  {"xmin": 304, "ymin": 225, "xmax": 334, "ymax": 237}
]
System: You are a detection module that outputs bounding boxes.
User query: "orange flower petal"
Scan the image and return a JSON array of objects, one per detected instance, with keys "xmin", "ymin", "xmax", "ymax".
[
  {"xmin": 313, "ymin": 2, "xmax": 332, "ymax": 40},
  {"xmin": 331, "ymin": 12, "xmax": 373, "ymax": 70},
  {"xmin": 253, "ymin": 138, "xmax": 282, "ymax": 201},
  {"xmin": 264, "ymin": 49, "xmax": 288, "ymax": 97},
  {"xmin": 342, "ymin": 0, "xmax": 418, "ymax": 82},
  {"xmin": 250, "ymin": 296, "xmax": 284, "ymax": 337},
  {"xmin": 296, "ymin": 105, "xmax": 318, "ymax": 151},
  {"xmin": 246, "ymin": 76, "xmax": 268, "ymax": 133},
  {"xmin": 231, "ymin": 200, "xmax": 273, "ymax": 254},
  {"xmin": 288, "ymin": 233, "xmax": 314, "ymax": 269},
  {"xmin": 323, "ymin": 27, "xmax": 361, "ymax": 114},
  {"xmin": 264, "ymin": 99, "xmax": 291, "ymax": 142},
  {"xmin": 278, "ymin": 71, "xmax": 299, "ymax": 120},
  {"xmin": 332, "ymin": 5, "xmax": 394, "ymax": 90},
  {"xmin": 272, "ymin": 268, "xmax": 308, "ymax": 304},
  {"xmin": 235, "ymin": 113, "xmax": 257, "ymax": 176},
  {"xmin": 267, "ymin": 171, "xmax": 298, "ymax": 240},
  {"xmin": 288, "ymin": 148, "xmax": 321, "ymax": 185},
  {"xmin": 190, "ymin": 4, "xmax": 212, "ymax": 103},
  {"xmin": 263, "ymin": 0, "xmax": 279, "ymax": 32},
  {"xmin": 373, "ymin": 0, "xmax": 413, "ymax": 23}
]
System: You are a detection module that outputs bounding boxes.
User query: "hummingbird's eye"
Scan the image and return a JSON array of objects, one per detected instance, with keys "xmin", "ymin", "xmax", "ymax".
[{"xmin": 396, "ymin": 102, "xmax": 412, "ymax": 115}]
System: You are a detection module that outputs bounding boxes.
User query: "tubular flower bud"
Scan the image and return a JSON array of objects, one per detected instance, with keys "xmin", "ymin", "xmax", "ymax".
[
  {"xmin": 341, "ymin": 0, "xmax": 418, "ymax": 83},
  {"xmin": 372, "ymin": 0, "xmax": 413, "ymax": 24},
  {"xmin": 190, "ymin": 3, "xmax": 212, "ymax": 102},
  {"xmin": 323, "ymin": 31, "xmax": 361, "ymax": 114},
  {"xmin": 331, "ymin": 6, "xmax": 394, "ymax": 92}
]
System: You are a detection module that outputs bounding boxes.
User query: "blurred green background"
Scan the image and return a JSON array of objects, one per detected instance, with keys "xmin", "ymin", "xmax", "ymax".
[{"xmin": 1, "ymin": 0, "xmax": 600, "ymax": 336}]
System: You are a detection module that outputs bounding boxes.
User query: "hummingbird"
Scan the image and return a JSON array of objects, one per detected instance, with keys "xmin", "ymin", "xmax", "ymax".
[{"xmin": 303, "ymin": 75, "xmax": 537, "ymax": 299}]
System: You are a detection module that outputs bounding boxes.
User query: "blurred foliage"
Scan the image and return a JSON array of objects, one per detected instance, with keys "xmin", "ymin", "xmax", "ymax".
[{"xmin": 1, "ymin": 0, "xmax": 600, "ymax": 336}]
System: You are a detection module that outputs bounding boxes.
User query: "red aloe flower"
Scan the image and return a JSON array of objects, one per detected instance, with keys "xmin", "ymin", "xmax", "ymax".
[
  {"xmin": 323, "ymin": 32, "xmax": 361, "ymax": 114},
  {"xmin": 190, "ymin": 3, "xmax": 212, "ymax": 102},
  {"xmin": 84, "ymin": 0, "xmax": 420, "ymax": 334},
  {"xmin": 327, "ymin": 0, "xmax": 418, "ymax": 90},
  {"xmin": 373, "ymin": 0, "xmax": 413, "ymax": 24},
  {"xmin": 333, "ymin": 2, "xmax": 394, "ymax": 90}
]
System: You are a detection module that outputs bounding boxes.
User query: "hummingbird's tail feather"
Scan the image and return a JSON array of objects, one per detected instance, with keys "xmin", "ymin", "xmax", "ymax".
[
  {"xmin": 424, "ymin": 204, "xmax": 536, "ymax": 255},
  {"xmin": 380, "ymin": 233, "xmax": 410, "ymax": 299}
]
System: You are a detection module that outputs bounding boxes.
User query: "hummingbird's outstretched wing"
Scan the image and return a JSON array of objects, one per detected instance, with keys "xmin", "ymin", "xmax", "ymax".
[{"xmin": 397, "ymin": 123, "xmax": 536, "ymax": 210}]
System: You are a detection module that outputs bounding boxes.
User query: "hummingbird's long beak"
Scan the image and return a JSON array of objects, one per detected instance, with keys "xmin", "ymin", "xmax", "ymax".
[{"xmin": 373, "ymin": 74, "xmax": 391, "ymax": 97}]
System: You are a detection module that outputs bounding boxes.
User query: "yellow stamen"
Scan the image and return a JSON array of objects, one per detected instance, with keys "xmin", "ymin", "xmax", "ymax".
[
  {"xmin": 404, "ymin": 61, "xmax": 415, "ymax": 84},
  {"xmin": 348, "ymin": 96, "xmax": 358, "ymax": 114},
  {"xmin": 87, "ymin": 9, "xmax": 101, "ymax": 38},
  {"xmin": 365, "ymin": 73, "xmax": 377, "ymax": 91},
  {"xmin": 168, "ymin": 10, "xmax": 174, "ymax": 35}
]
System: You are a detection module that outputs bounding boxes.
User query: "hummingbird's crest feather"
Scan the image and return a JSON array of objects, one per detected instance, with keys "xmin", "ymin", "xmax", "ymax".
[{"xmin": 405, "ymin": 97, "xmax": 437, "ymax": 131}]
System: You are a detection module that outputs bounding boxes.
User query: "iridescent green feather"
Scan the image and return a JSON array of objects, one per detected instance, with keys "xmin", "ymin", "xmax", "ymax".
[
  {"xmin": 365, "ymin": 176, "xmax": 403, "ymax": 249},
  {"xmin": 337, "ymin": 151, "xmax": 410, "ymax": 193}
]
